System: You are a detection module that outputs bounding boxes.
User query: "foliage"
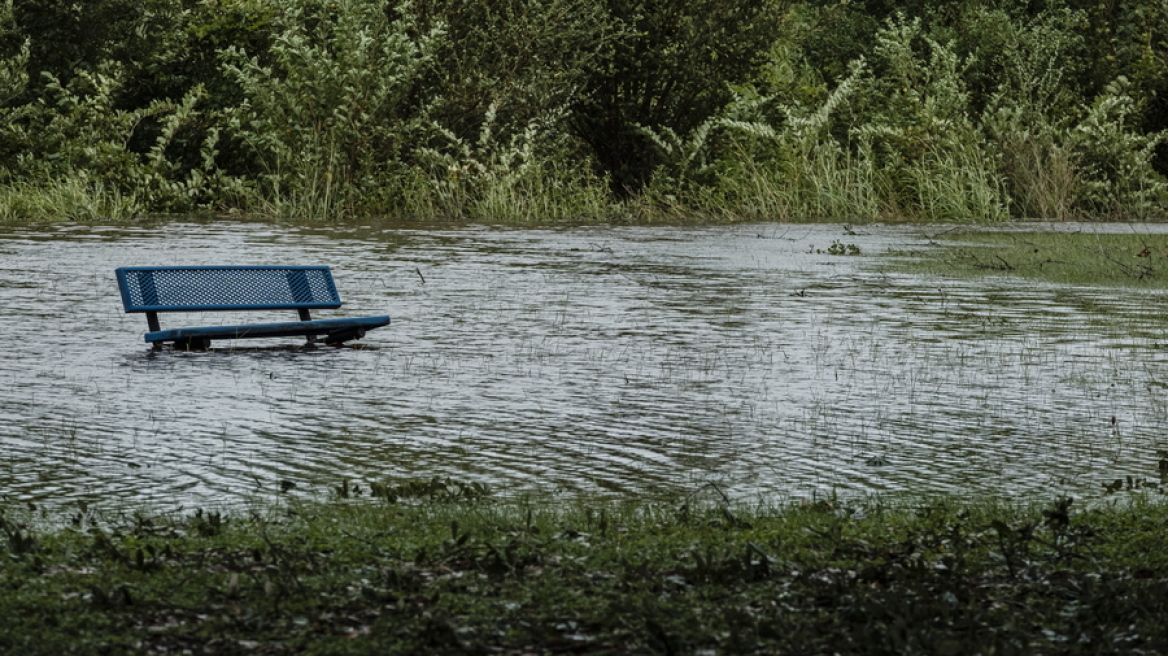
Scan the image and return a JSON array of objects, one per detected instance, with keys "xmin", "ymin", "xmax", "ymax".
[
  {"xmin": 849, "ymin": 15, "xmax": 1009, "ymax": 221},
  {"xmin": 404, "ymin": 0, "xmax": 619, "ymax": 221},
  {"xmin": 570, "ymin": 0, "xmax": 784, "ymax": 197},
  {"xmin": 708, "ymin": 61, "xmax": 887, "ymax": 221},
  {"xmin": 410, "ymin": 102, "xmax": 616, "ymax": 222},
  {"xmin": 0, "ymin": 1, "xmax": 240, "ymax": 217},
  {"xmin": 221, "ymin": 0, "xmax": 441, "ymax": 219},
  {"xmin": 412, "ymin": 0, "xmax": 616, "ymax": 145},
  {"xmin": 977, "ymin": 7, "xmax": 1088, "ymax": 220},
  {"xmin": 1068, "ymin": 78, "xmax": 1168, "ymax": 218},
  {"xmin": 0, "ymin": 0, "xmax": 28, "ymax": 176},
  {"xmin": 7, "ymin": 0, "xmax": 142, "ymax": 99},
  {"xmin": 0, "ymin": 0, "xmax": 26, "ymax": 107},
  {"xmin": 673, "ymin": 5, "xmax": 1166, "ymax": 222},
  {"xmin": 2, "ymin": 64, "xmax": 221, "ymax": 214},
  {"xmin": 1, "ymin": 0, "xmax": 1167, "ymax": 222},
  {"xmin": 0, "ymin": 174, "xmax": 141, "ymax": 223}
]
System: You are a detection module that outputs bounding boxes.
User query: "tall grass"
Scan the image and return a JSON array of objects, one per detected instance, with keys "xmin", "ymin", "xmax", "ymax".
[
  {"xmin": 0, "ymin": 174, "xmax": 142, "ymax": 223},
  {"xmin": 406, "ymin": 104, "xmax": 618, "ymax": 222}
]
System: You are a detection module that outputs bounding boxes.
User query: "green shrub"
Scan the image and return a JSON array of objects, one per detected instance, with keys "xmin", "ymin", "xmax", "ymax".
[
  {"xmin": 707, "ymin": 7, "xmax": 1165, "ymax": 222},
  {"xmin": 710, "ymin": 61, "xmax": 886, "ymax": 221},
  {"xmin": 221, "ymin": 0, "xmax": 442, "ymax": 219},
  {"xmin": 413, "ymin": 0, "xmax": 615, "ymax": 146},
  {"xmin": 0, "ymin": 0, "xmax": 26, "ymax": 107},
  {"xmin": 8, "ymin": 0, "xmax": 140, "ymax": 98},
  {"xmin": 0, "ymin": 173, "xmax": 141, "ymax": 223},
  {"xmin": 978, "ymin": 7, "xmax": 1168, "ymax": 219},
  {"xmin": 1068, "ymin": 77, "xmax": 1168, "ymax": 218},
  {"xmin": 571, "ymin": 0, "xmax": 783, "ymax": 197},
  {"xmin": 405, "ymin": 0, "xmax": 618, "ymax": 221},
  {"xmin": 0, "ymin": 0, "xmax": 29, "ymax": 174},
  {"xmin": 13, "ymin": 65, "xmax": 220, "ymax": 210}
]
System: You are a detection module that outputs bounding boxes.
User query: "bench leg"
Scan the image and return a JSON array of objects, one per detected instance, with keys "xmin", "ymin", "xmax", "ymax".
[
  {"xmin": 173, "ymin": 337, "xmax": 212, "ymax": 351},
  {"xmin": 324, "ymin": 327, "xmax": 367, "ymax": 345}
]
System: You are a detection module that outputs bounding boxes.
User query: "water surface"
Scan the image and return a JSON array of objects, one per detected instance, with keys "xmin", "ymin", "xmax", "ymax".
[{"xmin": 3, "ymin": 221, "xmax": 1168, "ymax": 510}]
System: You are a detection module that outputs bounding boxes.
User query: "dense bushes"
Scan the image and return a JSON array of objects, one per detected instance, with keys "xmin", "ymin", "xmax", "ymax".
[
  {"xmin": 220, "ymin": 0, "xmax": 440, "ymax": 218},
  {"xmin": 570, "ymin": 0, "xmax": 782, "ymax": 197},
  {"xmin": 0, "ymin": 0, "xmax": 1165, "ymax": 222}
]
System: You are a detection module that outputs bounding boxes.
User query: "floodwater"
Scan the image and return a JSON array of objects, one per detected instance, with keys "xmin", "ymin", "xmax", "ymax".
[{"xmin": 3, "ymin": 221, "xmax": 1168, "ymax": 511}]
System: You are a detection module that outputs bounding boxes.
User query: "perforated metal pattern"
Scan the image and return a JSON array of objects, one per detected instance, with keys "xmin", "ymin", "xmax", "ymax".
[{"xmin": 116, "ymin": 266, "xmax": 343, "ymax": 312}]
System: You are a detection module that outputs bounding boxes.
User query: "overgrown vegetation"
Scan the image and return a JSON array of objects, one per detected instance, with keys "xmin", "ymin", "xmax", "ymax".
[
  {"xmin": 4, "ymin": 494, "xmax": 1168, "ymax": 654},
  {"xmin": 901, "ymin": 228, "xmax": 1168, "ymax": 287},
  {"xmin": 1, "ymin": 0, "xmax": 1166, "ymax": 223}
]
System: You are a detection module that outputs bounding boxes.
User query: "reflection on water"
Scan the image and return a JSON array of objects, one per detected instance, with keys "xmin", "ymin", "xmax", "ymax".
[{"xmin": 2, "ymin": 221, "xmax": 1168, "ymax": 511}]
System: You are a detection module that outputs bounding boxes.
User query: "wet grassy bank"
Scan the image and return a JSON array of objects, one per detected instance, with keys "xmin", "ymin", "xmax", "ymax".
[
  {"xmin": 4, "ymin": 493, "xmax": 1168, "ymax": 654},
  {"xmin": 899, "ymin": 228, "xmax": 1168, "ymax": 287}
]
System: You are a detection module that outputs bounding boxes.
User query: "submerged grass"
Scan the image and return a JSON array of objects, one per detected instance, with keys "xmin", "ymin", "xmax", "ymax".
[
  {"xmin": 899, "ymin": 229, "xmax": 1168, "ymax": 288},
  {"xmin": 3, "ymin": 493, "xmax": 1168, "ymax": 654}
]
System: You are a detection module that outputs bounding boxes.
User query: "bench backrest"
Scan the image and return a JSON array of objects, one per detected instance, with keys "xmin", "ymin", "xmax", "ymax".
[{"xmin": 115, "ymin": 266, "xmax": 344, "ymax": 313}]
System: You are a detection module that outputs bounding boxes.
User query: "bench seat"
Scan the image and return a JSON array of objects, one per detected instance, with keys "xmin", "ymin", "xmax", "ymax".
[{"xmin": 146, "ymin": 315, "xmax": 391, "ymax": 345}]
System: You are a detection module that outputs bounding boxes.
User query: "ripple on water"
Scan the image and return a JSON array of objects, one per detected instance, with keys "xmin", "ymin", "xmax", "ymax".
[{"xmin": 1, "ymin": 221, "xmax": 1168, "ymax": 511}]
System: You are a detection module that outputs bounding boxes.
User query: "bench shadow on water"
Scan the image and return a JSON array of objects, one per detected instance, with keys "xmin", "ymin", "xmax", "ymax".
[{"xmin": 3, "ymin": 220, "xmax": 1168, "ymax": 511}]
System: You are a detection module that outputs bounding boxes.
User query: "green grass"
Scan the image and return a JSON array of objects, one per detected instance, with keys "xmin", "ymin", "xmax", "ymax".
[
  {"xmin": 4, "ymin": 491, "xmax": 1168, "ymax": 654},
  {"xmin": 0, "ymin": 175, "xmax": 144, "ymax": 224},
  {"xmin": 897, "ymin": 229, "xmax": 1168, "ymax": 288}
]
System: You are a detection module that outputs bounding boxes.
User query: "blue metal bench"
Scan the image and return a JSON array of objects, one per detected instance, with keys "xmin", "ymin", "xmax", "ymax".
[{"xmin": 115, "ymin": 265, "xmax": 390, "ymax": 350}]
